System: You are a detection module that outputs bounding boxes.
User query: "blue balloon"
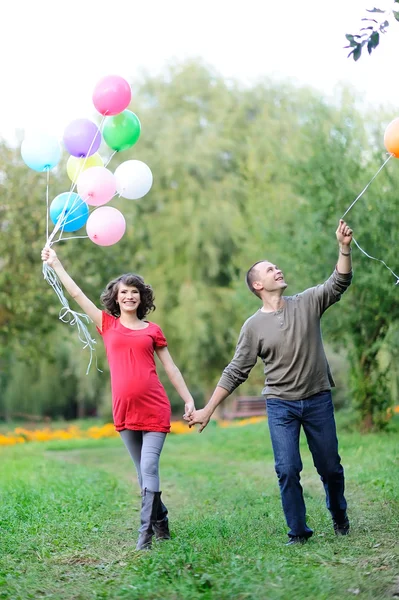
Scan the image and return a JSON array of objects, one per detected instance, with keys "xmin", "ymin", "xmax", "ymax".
[
  {"xmin": 50, "ymin": 192, "xmax": 89, "ymax": 232},
  {"xmin": 21, "ymin": 134, "xmax": 61, "ymax": 172}
]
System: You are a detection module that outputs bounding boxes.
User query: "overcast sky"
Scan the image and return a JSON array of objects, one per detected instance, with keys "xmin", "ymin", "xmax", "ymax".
[{"xmin": 2, "ymin": 0, "xmax": 398, "ymax": 142}]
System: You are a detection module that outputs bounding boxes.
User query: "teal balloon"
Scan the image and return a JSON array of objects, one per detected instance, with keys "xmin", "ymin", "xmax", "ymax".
[
  {"xmin": 50, "ymin": 192, "xmax": 89, "ymax": 232},
  {"xmin": 103, "ymin": 110, "xmax": 141, "ymax": 152},
  {"xmin": 21, "ymin": 133, "xmax": 61, "ymax": 172}
]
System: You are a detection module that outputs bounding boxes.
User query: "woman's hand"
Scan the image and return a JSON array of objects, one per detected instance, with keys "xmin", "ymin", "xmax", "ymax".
[
  {"xmin": 183, "ymin": 399, "xmax": 195, "ymax": 419},
  {"xmin": 41, "ymin": 246, "xmax": 59, "ymax": 267},
  {"xmin": 186, "ymin": 408, "xmax": 212, "ymax": 433}
]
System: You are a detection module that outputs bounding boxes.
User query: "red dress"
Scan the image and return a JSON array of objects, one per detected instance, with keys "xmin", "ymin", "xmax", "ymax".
[{"xmin": 97, "ymin": 311, "xmax": 171, "ymax": 433}]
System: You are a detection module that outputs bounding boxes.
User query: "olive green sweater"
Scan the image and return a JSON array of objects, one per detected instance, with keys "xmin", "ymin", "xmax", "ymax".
[{"xmin": 218, "ymin": 269, "xmax": 352, "ymax": 400}]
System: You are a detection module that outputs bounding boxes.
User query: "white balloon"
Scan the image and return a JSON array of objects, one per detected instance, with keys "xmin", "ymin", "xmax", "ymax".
[
  {"xmin": 21, "ymin": 133, "xmax": 61, "ymax": 172},
  {"xmin": 114, "ymin": 160, "xmax": 153, "ymax": 200}
]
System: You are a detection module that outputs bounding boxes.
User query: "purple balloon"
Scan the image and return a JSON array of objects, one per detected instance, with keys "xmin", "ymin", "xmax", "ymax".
[{"xmin": 63, "ymin": 119, "xmax": 102, "ymax": 158}]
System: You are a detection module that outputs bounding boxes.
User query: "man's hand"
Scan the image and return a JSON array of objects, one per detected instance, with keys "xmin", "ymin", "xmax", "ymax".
[
  {"xmin": 186, "ymin": 408, "xmax": 211, "ymax": 433},
  {"xmin": 336, "ymin": 219, "xmax": 353, "ymax": 246}
]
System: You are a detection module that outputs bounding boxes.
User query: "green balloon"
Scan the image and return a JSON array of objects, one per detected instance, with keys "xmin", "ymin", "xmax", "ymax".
[{"xmin": 103, "ymin": 110, "xmax": 141, "ymax": 152}]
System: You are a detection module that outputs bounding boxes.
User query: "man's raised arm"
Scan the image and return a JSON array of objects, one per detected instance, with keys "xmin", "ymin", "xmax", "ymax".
[{"xmin": 336, "ymin": 219, "xmax": 353, "ymax": 274}]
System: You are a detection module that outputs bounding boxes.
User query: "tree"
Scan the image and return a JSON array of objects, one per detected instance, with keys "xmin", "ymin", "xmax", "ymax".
[
  {"xmin": 290, "ymin": 91, "xmax": 399, "ymax": 430},
  {"xmin": 128, "ymin": 64, "xmax": 320, "ymax": 403},
  {"xmin": 2, "ymin": 327, "xmax": 107, "ymax": 420},
  {"xmin": 346, "ymin": 1, "xmax": 399, "ymax": 60},
  {"xmin": 0, "ymin": 143, "xmax": 115, "ymax": 419},
  {"xmin": 1, "ymin": 62, "xmax": 397, "ymax": 429}
]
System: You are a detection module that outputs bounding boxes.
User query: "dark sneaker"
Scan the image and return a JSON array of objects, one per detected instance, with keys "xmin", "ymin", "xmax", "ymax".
[
  {"xmin": 333, "ymin": 517, "xmax": 350, "ymax": 536},
  {"xmin": 285, "ymin": 536, "xmax": 308, "ymax": 546}
]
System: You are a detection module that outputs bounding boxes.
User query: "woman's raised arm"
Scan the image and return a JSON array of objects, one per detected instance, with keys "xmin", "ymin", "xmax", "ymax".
[{"xmin": 41, "ymin": 246, "xmax": 103, "ymax": 330}]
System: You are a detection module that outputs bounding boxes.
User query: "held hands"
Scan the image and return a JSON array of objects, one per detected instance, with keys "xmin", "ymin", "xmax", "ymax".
[
  {"xmin": 183, "ymin": 399, "xmax": 195, "ymax": 420},
  {"xmin": 336, "ymin": 220, "xmax": 353, "ymax": 247},
  {"xmin": 185, "ymin": 408, "xmax": 211, "ymax": 433},
  {"xmin": 41, "ymin": 246, "xmax": 58, "ymax": 267}
]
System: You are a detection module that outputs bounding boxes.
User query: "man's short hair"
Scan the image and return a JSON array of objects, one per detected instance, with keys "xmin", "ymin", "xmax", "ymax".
[{"xmin": 245, "ymin": 260, "xmax": 266, "ymax": 298}]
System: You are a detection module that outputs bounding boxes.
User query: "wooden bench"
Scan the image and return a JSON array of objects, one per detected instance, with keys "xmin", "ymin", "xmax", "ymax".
[{"xmin": 222, "ymin": 396, "xmax": 266, "ymax": 420}]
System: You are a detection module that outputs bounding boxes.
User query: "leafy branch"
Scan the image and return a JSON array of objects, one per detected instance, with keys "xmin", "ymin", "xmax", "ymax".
[{"xmin": 345, "ymin": 1, "xmax": 399, "ymax": 60}]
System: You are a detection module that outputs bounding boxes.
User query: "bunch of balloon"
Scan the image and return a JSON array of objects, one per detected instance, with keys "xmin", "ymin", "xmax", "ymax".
[
  {"xmin": 20, "ymin": 74, "xmax": 154, "ymax": 249},
  {"xmin": 55, "ymin": 74, "xmax": 154, "ymax": 247},
  {"xmin": 45, "ymin": 115, "xmax": 104, "ymax": 246},
  {"xmin": 19, "ymin": 74, "xmax": 155, "ymax": 371},
  {"xmin": 88, "ymin": 75, "xmax": 154, "ymax": 246}
]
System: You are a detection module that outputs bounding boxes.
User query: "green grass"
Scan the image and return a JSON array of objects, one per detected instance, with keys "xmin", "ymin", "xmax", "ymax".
[{"xmin": 1, "ymin": 418, "xmax": 399, "ymax": 600}]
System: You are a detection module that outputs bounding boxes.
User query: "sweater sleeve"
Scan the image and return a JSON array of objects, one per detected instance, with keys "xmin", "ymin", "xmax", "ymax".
[
  {"xmin": 217, "ymin": 322, "xmax": 259, "ymax": 394},
  {"xmin": 303, "ymin": 268, "xmax": 353, "ymax": 316}
]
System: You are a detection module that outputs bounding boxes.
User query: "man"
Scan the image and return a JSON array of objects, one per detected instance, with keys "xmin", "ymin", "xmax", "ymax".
[{"xmin": 187, "ymin": 219, "xmax": 353, "ymax": 545}]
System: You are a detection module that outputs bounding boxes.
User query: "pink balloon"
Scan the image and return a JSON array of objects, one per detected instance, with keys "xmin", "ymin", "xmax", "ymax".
[
  {"xmin": 92, "ymin": 75, "xmax": 132, "ymax": 116},
  {"xmin": 77, "ymin": 166, "xmax": 116, "ymax": 206},
  {"xmin": 86, "ymin": 207, "xmax": 126, "ymax": 246}
]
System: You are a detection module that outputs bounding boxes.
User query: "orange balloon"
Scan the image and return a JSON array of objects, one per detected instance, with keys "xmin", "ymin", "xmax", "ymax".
[{"xmin": 384, "ymin": 117, "xmax": 399, "ymax": 157}]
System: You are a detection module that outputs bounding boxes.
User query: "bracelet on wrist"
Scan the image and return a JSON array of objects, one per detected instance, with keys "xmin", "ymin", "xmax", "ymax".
[{"xmin": 340, "ymin": 248, "xmax": 352, "ymax": 256}]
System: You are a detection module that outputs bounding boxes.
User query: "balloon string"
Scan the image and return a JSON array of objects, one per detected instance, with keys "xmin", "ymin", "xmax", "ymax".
[
  {"xmin": 340, "ymin": 153, "xmax": 398, "ymax": 285},
  {"xmin": 42, "ymin": 263, "xmax": 102, "ymax": 373},
  {"xmin": 47, "ymin": 114, "xmax": 107, "ymax": 247},
  {"xmin": 56, "ymin": 194, "xmax": 84, "ymax": 244},
  {"xmin": 48, "ymin": 193, "xmax": 82, "ymax": 245},
  {"xmin": 55, "ymin": 197, "xmax": 91, "ymax": 231},
  {"xmin": 46, "ymin": 168, "xmax": 50, "ymax": 240},
  {"xmin": 47, "ymin": 190, "xmax": 78, "ymax": 245},
  {"xmin": 55, "ymin": 115, "xmax": 106, "ymax": 244},
  {"xmin": 65, "ymin": 115, "xmax": 105, "ymax": 197},
  {"xmin": 105, "ymin": 151, "xmax": 117, "ymax": 167},
  {"xmin": 52, "ymin": 235, "xmax": 89, "ymax": 244},
  {"xmin": 341, "ymin": 154, "xmax": 393, "ymax": 218},
  {"xmin": 352, "ymin": 237, "xmax": 399, "ymax": 284},
  {"xmin": 54, "ymin": 192, "xmax": 115, "ymax": 238},
  {"xmin": 43, "ymin": 115, "xmax": 108, "ymax": 373}
]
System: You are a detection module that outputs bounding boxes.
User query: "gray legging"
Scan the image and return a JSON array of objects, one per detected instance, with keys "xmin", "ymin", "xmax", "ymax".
[{"xmin": 119, "ymin": 430, "xmax": 166, "ymax": 492}]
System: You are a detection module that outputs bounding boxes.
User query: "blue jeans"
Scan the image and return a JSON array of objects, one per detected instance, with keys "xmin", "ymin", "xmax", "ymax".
[{"xmin": 266, "ymin": 391, "xmax": 347, "ymax": 538}]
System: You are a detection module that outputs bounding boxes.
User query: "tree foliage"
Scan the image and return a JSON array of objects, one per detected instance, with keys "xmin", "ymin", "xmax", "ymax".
[
  {"xmin": 291, "ymin": 94, "xmax": 399, "ymax": 429},
  {"xmin": 0, "ymin": 62, "xmax": 398, "ymax": 430},
  {"xmin": 346, "ymin": 1, "xmax": 399, "ymax": 60}
]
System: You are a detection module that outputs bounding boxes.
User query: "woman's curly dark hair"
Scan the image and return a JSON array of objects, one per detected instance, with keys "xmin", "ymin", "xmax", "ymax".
[{"xmin": 100, "ymin": 273, "xmax": 156, "ymax": 320}]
